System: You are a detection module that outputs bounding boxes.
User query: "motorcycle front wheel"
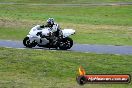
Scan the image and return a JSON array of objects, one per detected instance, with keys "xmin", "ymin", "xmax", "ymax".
[
  {"xmin": 23, "ymin": 37, "xmax": 37, "ymax": 48},
  {"xmin": 59, "ymin": 37, "xmax": 73, "ymax": 50}
]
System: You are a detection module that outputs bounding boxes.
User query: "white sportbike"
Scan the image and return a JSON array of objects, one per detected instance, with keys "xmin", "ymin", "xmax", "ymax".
[{"xmin": 23, "ymin": 25, "xmax": 75, "ymax": 50}]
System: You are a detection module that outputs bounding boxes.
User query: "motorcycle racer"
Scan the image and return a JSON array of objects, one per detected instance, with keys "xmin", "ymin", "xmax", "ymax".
[
  {"xmin": 40, "ymin": 18, "xmax": 62, "ymax": 37},
  {"xmin": 23, "ymin": 23, "xmax": 75, "ymax": 50}
]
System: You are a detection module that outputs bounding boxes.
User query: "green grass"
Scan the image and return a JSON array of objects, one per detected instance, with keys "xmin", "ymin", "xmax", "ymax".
[
  {"xmin": 0, "ymin": 4, "xmax": 132, "ymax": 45},
  {"xmin": 0, "ymin": 1, "xmax": 132, "ymax": 88},
  {"xmin": 0, "ymin": 0, "xmax": 132, "ymax": 4},
  {"xmin": 0, "ymin": 47, "xmax": 132, "ymax": 87},
  {"xmin": 0, "ymin": 27, "xmax": 27, "ymax": 40},
  {"xmin": 0, "ymin": 5, "xmax": 132, "ymax": 25}
]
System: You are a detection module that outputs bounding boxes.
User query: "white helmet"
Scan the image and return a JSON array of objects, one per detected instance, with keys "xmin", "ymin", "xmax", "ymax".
[{"xmin": 47, "ymin": 18, "xmax": 54, "ymax": 25}]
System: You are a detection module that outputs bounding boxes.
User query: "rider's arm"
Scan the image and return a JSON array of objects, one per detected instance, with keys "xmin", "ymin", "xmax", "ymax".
[
  {"xmin": 40, "ymin": 25, "xmax": 45, "ymax": 28},
  {"xmin": 52, "ymin": 24, "xmax": 59, "ymax": 32}
]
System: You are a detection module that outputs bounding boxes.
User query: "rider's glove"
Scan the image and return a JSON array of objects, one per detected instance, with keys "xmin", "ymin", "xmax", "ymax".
[{"xmin": 40, "ymin": 25, "xmax": 45, "ymax": 28}]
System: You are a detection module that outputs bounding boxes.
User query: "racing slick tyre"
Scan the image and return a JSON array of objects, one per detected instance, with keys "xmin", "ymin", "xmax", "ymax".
[
  {"xmin": 23, "ymin": 37, "xmax": 37, "ymax": 48},
  {"xmin": 59, "ymin": 37, "xmax": 73, "ymax": 50}
]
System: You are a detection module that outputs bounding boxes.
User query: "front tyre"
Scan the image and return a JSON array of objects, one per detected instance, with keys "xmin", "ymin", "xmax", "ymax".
[
  {"xmin": 23, "ymin": 37, "xmax": 36, "ymax": 48},
  {"xmin": 59, "ymin": 37, "xmax": 73, "ymax": 50}
]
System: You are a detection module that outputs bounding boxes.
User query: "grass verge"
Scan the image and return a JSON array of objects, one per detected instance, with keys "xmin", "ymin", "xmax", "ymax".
[
  {"xmin": 0, "ymin": 47, "xmax": 132, "ymax": 87},
  {"xmin": 0, "ymin": 4, "xmax": 132, "ymax": 45},
  {"xmin": 0, "ymin": 0, "xmax": 131, "ymax": 4}
]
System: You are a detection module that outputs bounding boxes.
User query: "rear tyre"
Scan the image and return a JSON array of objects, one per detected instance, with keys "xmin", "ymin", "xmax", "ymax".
[
  {"xmin": 23, "ymin": 37, "xmax": 37, "ymax": 48},
  {"xmin": 59, "ymin": 37, "xmax": 73, "ymax": 50}
]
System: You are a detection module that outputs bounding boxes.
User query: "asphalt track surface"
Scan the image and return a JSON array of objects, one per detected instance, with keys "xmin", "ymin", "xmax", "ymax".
[{"xmin": 0, "ymin": 40, "xmax": 132, "ymax": 55}]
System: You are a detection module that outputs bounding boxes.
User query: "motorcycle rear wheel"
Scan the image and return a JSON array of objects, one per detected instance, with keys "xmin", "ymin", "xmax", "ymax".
[{"xmin": 59, "ymin": 37, "xmax": 73, "ymax": 50}]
